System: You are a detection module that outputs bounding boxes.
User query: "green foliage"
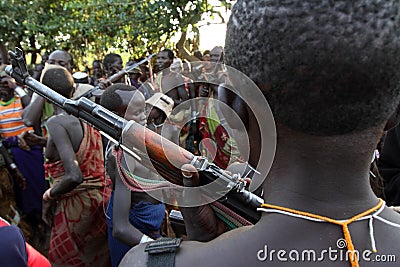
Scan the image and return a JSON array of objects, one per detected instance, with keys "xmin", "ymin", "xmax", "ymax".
[{"xmin": 0, "ymin": 0, "xmax": 234, "ymax": 68}]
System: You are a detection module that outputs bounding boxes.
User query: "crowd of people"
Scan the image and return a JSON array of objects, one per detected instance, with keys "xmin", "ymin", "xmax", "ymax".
[
  {"xmin": 2, "ymin": 0, "xmax": 400, "ymax": 266},
  {"xmin": 0, "ymin": 34, "xmax": 239, "ymax": 265}
]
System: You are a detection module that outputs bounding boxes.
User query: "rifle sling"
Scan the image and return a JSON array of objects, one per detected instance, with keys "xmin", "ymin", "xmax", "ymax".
[{"xmin": 145, "ymin": 237, "xmax": 181, "ymax": 267}]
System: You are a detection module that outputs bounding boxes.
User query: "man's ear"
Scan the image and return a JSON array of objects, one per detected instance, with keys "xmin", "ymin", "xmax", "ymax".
[{"xmin": 384, "ymin": 102, "xmax": 400, "ymax": 131}]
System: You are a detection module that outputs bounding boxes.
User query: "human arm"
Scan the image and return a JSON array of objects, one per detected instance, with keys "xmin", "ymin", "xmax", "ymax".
[
  {"xmin": 20, "ymin": 131, "xmax": 47, "ymax": 147},
  {"xmin": 177, "ymin": 161, "xmax": 254, "ymax": 241},
  {"xmin": 170, "ymin": 84, "xmax": 189, "ymax": 107},
  {"xmin": 43, "ymin": 117, "xmax": 83, "ymax": 197},
  {"xmin": 15, "ymin": 86, "xmax": 31, "ymax": 107},
  {"xmin": 15, "ymin": 131, "xmax": 47, "ymax": 152},
  {"xmin": 95, "ymin": 77, "xmax": 112, "ymax": 90},
  {"xmin": 42, "ymin": 117, "xmax": 83, "ymax": 225},
  {"xmin": 21, "ymin": 93, "xmax": 44, "ymax": 127},
  {"xmin": 217, "ymin": 84, "xmax": 249, "ymax": 130},
  {"xmin": 178, "ymin": 164, "xmax": 227, "ymax": 241},
  {"xmin": 111, "ymin": 153, "xmax": 147, "ymax": 246}
]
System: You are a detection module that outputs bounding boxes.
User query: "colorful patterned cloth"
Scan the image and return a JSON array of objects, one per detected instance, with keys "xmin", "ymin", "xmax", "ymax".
[
  {"xmin": 0, "ymin": 96, "xmax": 33, "ymax": 137},
  {"xmin": 199, "ymin": 94, "xmax": 241, "ymax": 169},
  {"xmin": 45, "ymin": 122, "xmax": 111, "ymax": 267},
  {"xmin": 12, "ymin": 145, "xmax": 45, "ymax": 216},
  {"xmin": 0, "ymin": 95, "xmax": 45, "ymax": 224},
  {"xmin": 106, "ymin": 191, "xmax": 165, "ymax": 267}
]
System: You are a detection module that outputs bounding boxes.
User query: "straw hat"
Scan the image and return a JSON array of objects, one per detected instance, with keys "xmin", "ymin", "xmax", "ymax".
[{"xmin": 146, "ymin": 92, "xmax": 174, "ymax": 117}]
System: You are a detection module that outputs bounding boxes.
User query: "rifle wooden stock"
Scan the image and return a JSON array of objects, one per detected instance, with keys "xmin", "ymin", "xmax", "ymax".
[
  {"xmin": 6, "ymin": 47, "xmax": 263, "ymax": 224},
  {"xmin": 122, "ymin": 120, "xmax": 195, "ymax": 185},
  {"xmin": 122, "ymin": 121, "xmax": 263, "ymax": 223}
]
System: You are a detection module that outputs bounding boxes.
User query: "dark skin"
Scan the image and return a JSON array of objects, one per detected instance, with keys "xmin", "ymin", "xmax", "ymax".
[
  {"xmin": 90, "ymin": 61, "xmax": 105, "ymax": 87},
  {"xmin": 121, "ymin": 36, "xmax": 400, "ymax": 265},
  {"xmin": 23, "ymin": 56, "xmax": 95, "ymax": 129},
  {"xmin": 23, "ymin": 50, "xmax": 75, "ymax": 129},
  {"xmin": 95, "ymin": 56, "xmax": 127, "ymax": 92},
  {"xmin": 106, "ymin": 56, "xmax": 123, "ymax": 77},
  {"xmin": 42, "ymin": 104, "xmax": 84, "ymax": 226},
  {"xmin": 121, "ymin": 3, "xmax": 400, "ymax": 264},
  {"xmin": 106, "ymin": 91, "xmax": 163, "ymax": 245},
  {"xmin": 21, "ymin": 93, "xmax": 46, "ymax": 131},
  {"xmin": 139, "ymin": 65, "xmax": 149, "ymax": 83},
  {"xmin": 217, "ymin": 84, "xmax": 260, "ymax": 169},
  {"xmin": 199, "ymin": 46, "xmax": 227, "ymax": 99},
  {"xmin": 1, "ymin": 75, "xmax": 48, "ymax": 136},
  {"xmin": 47, "ymin": 50, "xmax": 73, "ymax": 73},
  {"xmin": 156, "ymin": 51, "xmax": 189, "ymax": 107},
  {"xmin": 92, "ymin": 60, "xmax": 105, "ymax": 79},
  {"xmin": 105, "ymin": 55, "xmax": 125, "ymax": 84},
  {"xmin": 121, "ymin": 104, "xmax": 400, "ymax": 266},
  {"xmin": 147, "ymin": 106, "xmax": 180, "ymax": 144},
  {"xmin": 0, "ymin": 76, "xmax": 46, "ymax": 150},
  {"xmin": 0, "ymin": 76, "xmax": 30, "ymax": 107},
  {"xmin": 129, "ymin": 73, "xmax": 141, "ymax": 87}
]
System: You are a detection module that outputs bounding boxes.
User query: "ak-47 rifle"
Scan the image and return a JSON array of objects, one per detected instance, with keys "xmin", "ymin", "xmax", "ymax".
[
  {"xmin": 6, "ymin": 48, "xmax": 263, "ymax": 224},
  {"xmin": 73, "ymin": 53, "xmax": 156, "ymax": 100}
]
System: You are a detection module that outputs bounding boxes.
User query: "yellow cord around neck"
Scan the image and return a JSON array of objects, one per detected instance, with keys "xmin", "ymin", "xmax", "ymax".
[
  {"xmin": 0, "ymin": 96, "xmax": 15, "ymax": 106},
  {"xmin": 260, "ymin": 199, "xmax": 384, "ymax": 267}
]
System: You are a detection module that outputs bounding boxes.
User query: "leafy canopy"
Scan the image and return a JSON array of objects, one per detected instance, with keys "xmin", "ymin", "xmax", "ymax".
[{"xmin": 0, "ymin": 0, "xmax": 234, "ymax": 67}]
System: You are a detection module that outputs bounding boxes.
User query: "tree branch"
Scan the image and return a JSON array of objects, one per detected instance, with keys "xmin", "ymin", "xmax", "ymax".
[{"xmin": 176, "ymin": 30, "xmax": 200, "ymax": 62}]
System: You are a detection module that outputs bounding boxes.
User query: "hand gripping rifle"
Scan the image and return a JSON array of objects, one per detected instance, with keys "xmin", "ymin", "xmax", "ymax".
[
  {"xmin": 6, "ymin": 48, "xmax": 263, "ymax": 224},
  {"xmin": 73, "ymin": 53, "xmax": 156, "ymax": 100}
]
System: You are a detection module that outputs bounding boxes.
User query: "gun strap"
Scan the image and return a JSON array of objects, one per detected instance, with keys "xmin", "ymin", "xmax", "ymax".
[{"xmin": 145, "ymin": 237, "xmax": 181, "ymax": 267}]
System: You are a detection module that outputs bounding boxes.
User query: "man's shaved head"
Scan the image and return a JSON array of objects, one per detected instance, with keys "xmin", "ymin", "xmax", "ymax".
[{"xmin": 226, "ymin": 0, "xmax": 400, "ymax": 135}]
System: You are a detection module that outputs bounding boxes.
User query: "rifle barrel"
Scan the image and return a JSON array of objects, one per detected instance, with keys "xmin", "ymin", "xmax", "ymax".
[
  {"xmin": 6, "ymin": 51, "xmax": 263, "ymax": 224},
  {"xmin": 73, "ymin": 53, "xmax": 157, "ymax": 100}
]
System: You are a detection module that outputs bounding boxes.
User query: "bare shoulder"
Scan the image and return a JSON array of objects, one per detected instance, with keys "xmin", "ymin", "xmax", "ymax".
[
  {"xmin": 120, "ymin": 240, "xmax": 221, "ymax": 267},
  {"xmin": 119, "ymin": 243, "xmax": 149, "ymax": 267},
  {"xmin": 46, "ymin": 114, "xmax": 66, "ymax": 125},
  {"xmin": 47, "ymin": 113, "xmax": 80, "ymax": 128},
  {"xmin": 378, "ymin": 206, "xmax": 400, "ymax": 233},
  {"xmin": 120, "ymin": 226, "xmax": 254, "ymax": 267},
  {"xmin": 46, "ymin": 114, "xmax": 83, "ymax": 151}
]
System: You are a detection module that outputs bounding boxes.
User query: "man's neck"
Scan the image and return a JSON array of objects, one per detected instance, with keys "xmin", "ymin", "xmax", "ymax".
[{"xmin": 261, "ymin": 123, "xmax": 384, "ymax": 219}]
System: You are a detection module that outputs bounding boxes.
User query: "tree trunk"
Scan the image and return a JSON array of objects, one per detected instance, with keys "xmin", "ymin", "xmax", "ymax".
[
  {"xmin": 176, "ymin": 31, "xmax": 200, "ymax": 62},
  {"xmin": 0, "ymin": 41, "xmax": 10, "ymax": 64}
]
